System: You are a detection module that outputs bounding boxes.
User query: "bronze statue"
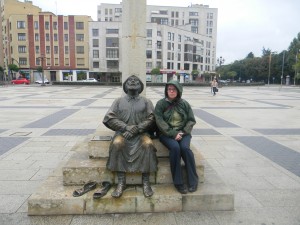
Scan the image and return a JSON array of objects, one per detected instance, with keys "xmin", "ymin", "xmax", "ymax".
[{"xmin": 103, "ymin": 75, "xmax": 158, "ymax": 198}]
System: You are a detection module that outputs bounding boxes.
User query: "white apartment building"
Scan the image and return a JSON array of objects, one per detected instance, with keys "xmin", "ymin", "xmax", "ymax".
[{"xmin": 90, "ymin": 3, "xmax": 217, "ymax": 83}]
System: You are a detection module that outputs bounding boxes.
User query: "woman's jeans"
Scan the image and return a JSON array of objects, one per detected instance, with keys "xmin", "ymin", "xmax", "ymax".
[{"xmin": 159, "ymin": 134, "xmax": 198, "ymax": 187}]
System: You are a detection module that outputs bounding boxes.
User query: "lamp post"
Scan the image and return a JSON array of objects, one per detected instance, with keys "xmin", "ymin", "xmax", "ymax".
[
  {"xmin": 37, "ymin": 54, "xmax": 45, "ymax": 86},
  {"xmin": 268, "ymin": 51, "xmax": 276, "ymax": 86},
  {"xmin": 281, "ymin": 51, "xmax": 285, "ymax": 87},
  {"xmin": 217, "ymin": 56, "xmax": 225, "ymax": 67},
  {"xmin": 294, "ymin": 49, "xmax": 299, "ymax": 85}
]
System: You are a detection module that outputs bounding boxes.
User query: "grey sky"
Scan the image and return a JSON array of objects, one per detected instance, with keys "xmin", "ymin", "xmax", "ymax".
[{"xmin": 33, "ymin": 0, "xmax": 300, "ymax": 64}]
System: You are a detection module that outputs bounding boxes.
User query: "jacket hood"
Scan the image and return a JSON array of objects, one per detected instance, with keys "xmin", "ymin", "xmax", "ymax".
[{"xmin": 164, "ymin": 80, "xmax": 182, "ymax": 99}]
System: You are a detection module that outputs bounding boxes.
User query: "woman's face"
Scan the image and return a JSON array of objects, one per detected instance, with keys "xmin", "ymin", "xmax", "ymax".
[{"xmin": 167, "ymin": 85, "xmax": 178, "ymax": 101}]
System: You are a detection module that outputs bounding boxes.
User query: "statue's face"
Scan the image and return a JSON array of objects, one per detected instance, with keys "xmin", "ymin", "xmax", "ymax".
[{"xmin": 126, "ymin": 76, "xmax": 141, "ymax": 92}]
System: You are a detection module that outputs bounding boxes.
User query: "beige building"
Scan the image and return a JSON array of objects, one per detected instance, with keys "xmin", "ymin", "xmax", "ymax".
[
  {"xmin": 94, "ymin": 3, "xmax": 218, "ymax": 83},
  {"xmin": 1, "ymin": 0, "xmax": 91, "ymax": 82}
]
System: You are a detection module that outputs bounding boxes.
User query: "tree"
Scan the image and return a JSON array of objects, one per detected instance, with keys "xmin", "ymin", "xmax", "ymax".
[
  {"xmin": 151, "ymin": 68, "xmax": 160, "ymax": 75},
  {"xmin": 246, "ymin": 52, "xmax": 254, "ymax": 59},
  {"xmin": 227, "ymin": 71, "xmax": 237, "ymax": 80}
]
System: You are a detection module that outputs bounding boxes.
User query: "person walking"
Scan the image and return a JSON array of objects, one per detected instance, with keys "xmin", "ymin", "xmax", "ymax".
[
  {"xmin": 154, "ymin": 80, "xmax": 198, "ymax": 194},
  {"xmin": 211, "ymin": 78, "xmax": 218, "ymax": 96}
]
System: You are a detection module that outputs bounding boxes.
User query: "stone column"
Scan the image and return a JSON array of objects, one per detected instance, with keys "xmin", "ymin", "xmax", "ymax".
[{"xmin": 121, "ymin": 0, "xmax": 146, "ymax": 94}]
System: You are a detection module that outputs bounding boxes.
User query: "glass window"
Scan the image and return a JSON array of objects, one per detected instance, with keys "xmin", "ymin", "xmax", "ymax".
[
  {"xmin": 35, "ymin": 33, "xmax": 39, "ymax": 41},
  {"xmin": 45, "ymin": 33, "xmax": 50, "ymax": 41},
  {"xmin": 18, "ymin": 46, "xmax": 26, "ymax": 53},
  {"xmin": 65, "ymin": 46, "xmax": 69, "ymax": 54},
  {"xmin": 76, "ymin": 22, "xmax": 84, "ymax": 29},
  {"xmin": 34, "ymin": 21, "xmax": 39, "ymax": 29},
  {"xmin": 35, "ymin": 46, "xmax": 39, "ymax": 54},
  {"xmin": 93, "ymin": 62, "xmax": 99, "ymax": 68},
  {"xmin": 93, "ymin": 39, "xmax": 99, "ymax": 47},
  {"xmin": 106, "ymin": 49, "xmax": 119, "ymax": 58},
  {"xmin": 76, "ymin": 46, "xmax": 84, "ymax": 54},
  {"xmin": 76, "ymin": 34, "xmax": 84, "ymax": 41},
  {"xmin": 93, "ymin": 50, "xmax": 99, "ymax": 58},
  {"xmin": 147, "ymin": 29, "xmax": 152, "ymax": 38},
  {"xmin": 64, "ymin": 34, "xmax": 68, "ymax": 42},
  {"xmin": 53, "ymin": 22, "xmax": 57, "ymax": 30},
  {"xmin": 106, "ymin": 38, "xmax": 119, "ymax": 47},
  {"xmin": 106, "ymin": 29, "xmax": 119, "ymax": 34},
  {"xmin": 146, "ymin": 50, "xmax": 152, "ymax": 59},
  {"xmin": 64, "ymin": 22, "xmax": 68, "ymax": 30},
  {"xmin": 17, "ymin": 21, "xmax": 26, "ymax": 29},
  {"xmin": 19, "ymin": 57, "xmax": 27, "ymax": 65},
  {"xmin": 54, "ymin": 33, "xmax": 58, "ymax": 41},
  {"xmin": 92, "ymin": 29, "xmax": 99, "ymax": 36},
  {"xmin": 45, "ymin": 21, "xmax": 49, "ymax": 30},
  {"xmin": 54, "ymin": 46, "xmax": 58, "ymax": 54},
  {"xmin": 18, "ymin": 33, "xmax": 26, "ymax": 41}
]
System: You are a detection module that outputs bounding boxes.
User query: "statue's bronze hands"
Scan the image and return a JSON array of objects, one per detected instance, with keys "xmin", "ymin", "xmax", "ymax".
[
  {"xmin": 122, "ymin": 131, "xmax": 134, "ymax": 139},
  {"xmin": 125, "ymin": 125, "xmax": 139, "ymax": 135}
]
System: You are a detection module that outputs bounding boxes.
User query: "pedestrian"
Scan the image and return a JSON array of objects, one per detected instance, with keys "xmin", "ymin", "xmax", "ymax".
[
  {"xmin": 211, "ymin": 78, "xmax": 218, "ymax": 95},
  {"xmin": 154, "ymin": 80, "xmax": 198, "ymax": 194}
]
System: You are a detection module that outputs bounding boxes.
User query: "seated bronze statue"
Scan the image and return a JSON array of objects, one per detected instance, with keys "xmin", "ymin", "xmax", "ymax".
[{"xmin": 103, "ymin": 75, "xmax": 158, "ymax": 198}]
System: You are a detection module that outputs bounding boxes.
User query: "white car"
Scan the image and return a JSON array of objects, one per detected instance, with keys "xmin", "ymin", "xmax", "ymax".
[
  {"xmin": 83, "ymin": 78, "xmax": 98, "ymax": 82},
  {"xmin": 35, "ymin": 78, "xmax": 50, "ymax": 84}
]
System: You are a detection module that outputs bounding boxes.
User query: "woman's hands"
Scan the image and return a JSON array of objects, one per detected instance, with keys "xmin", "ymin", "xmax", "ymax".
[{"xmin": 175, "ymin": 132, "xmax": 184, "ymax": 141}]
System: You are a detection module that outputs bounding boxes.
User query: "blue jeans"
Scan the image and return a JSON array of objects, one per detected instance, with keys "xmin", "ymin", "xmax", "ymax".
[{"xmin": 159, "ymin": 134, "xmax": 198, "ymax": 187}]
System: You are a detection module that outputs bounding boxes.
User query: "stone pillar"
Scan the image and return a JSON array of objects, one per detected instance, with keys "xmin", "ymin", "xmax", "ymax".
[{"xmin": 121, "ymin": 0, "xmax": 146, "ymax": 94}]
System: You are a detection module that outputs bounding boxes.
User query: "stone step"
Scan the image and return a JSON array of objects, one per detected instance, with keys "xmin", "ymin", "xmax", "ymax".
[
  {"xmin": 63, "ymin": 141, "xmax": 204, "ymax": 186},
  {"xmin": 88, "ymin": 136, "xmax": 170, "ymax": 158},
  {"xmin": 28, "ymin": 171, "xmax": 234, "ymax": 215}
]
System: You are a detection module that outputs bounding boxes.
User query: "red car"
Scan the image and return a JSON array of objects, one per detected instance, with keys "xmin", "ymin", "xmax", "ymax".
[{"xmin": 11, "ymin": 78, "xmax": 30, "ymax": 85}]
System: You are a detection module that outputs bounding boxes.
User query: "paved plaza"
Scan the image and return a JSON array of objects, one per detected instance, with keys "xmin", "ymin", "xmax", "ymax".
[{"xmin": 0, "ymin": 84, "xmax": 300, "ymax": 225}]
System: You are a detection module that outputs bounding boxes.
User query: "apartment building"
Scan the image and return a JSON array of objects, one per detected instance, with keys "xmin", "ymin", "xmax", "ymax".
[
  {"xmin": 94, "ymin": 3, "xmax": 218, "ymax": 82},
  {"xmin": 1, "ymin": 0, "xmax": 91, "ymax": 82}
]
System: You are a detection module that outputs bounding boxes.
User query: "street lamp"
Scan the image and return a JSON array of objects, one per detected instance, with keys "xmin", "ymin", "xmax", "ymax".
[
  {"xmin": 268, "ymin": 51, "xmax": 276, "ymax": 86},
  {"xmin": 37, "ymin": 54, "xmax": 46, "ymax": 86},
  {"xmin": 294, "ymin": 49, "xmax": 300, "ymax": 85},
  {"xmin": 217, "ymin": 56, "xmax": 225, "ymax": 67},
  {"xmin": 281, "ymin": 51, "xmax": 285, "ymax": 87}
]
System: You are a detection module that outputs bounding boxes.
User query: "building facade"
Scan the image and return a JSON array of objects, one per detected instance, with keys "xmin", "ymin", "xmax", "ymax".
[
  {"xmin": 95, "ymin": 3, "xmax": 218, "ymax": 82},
  {"xmin": 1, "ymin": 0, "xmax": 91, "ymax": 82}
]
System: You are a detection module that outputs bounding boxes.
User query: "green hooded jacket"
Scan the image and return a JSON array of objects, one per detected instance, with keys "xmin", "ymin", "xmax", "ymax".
[{"xmin": 154, "ymin": 80, "xmax": 196, "ymax": 138}]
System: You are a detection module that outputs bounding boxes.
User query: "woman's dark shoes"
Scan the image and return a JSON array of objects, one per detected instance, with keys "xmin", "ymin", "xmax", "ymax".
[
  {"xmin": 93, "ymin": 181, "xmax": 112, "ymax": 199},
  {"xmin": 188, "ymin": 184, "xmax": 198, "ymax": 193},
  {"xmin": 174, "ymin": 184, "xmax": 188, "ymax": 194},
  {"xmin": 73, "ymin": 181, "xmax": 97, "ymax": 197}
]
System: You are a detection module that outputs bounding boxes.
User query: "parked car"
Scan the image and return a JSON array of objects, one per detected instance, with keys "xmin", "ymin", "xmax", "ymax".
[
  {"xmin": 11, "ymin": 78, "xmax": 30, "ymax": 85},
  {"xmin": 83, "ymin": 78, "xmax": 98, "ymax": 82},
  {"xmin": 35, "ymin": 78, "xmax": 50, "ymax": 84}
]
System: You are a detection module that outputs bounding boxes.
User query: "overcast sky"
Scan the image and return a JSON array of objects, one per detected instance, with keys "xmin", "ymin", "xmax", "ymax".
[{"xmin": 32, "ymin": 0, "xmax": 300, "ymax": 64}]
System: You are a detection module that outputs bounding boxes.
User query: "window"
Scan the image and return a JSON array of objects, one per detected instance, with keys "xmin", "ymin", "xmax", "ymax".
[
  {"xmin": 18, "ymin": 33, "xmax": 26, "ymax": 41},
  {"xmin": 54, "ymin": 46, "xmax": 58, "ymax": 54},
  {"xmin": 64, "ymin": 22, "xmax": 68, "ymax": 30},
  {"xmin": 106, "ymin": 38, "xmax": 119, "ymax": 47},
  {"xmin": 76, "ymin": 34, "xmax": 84, "ymax": 41},
  {"xmin": 207, "ymin": 13, "xmax": 213, "ymax": 19},
  {"xmin": 93, "ymin": 62, "xmax": 99, "ymax": 68},
  {"xmin": 46, "ymin": 46, "xmax": 50, "ymax": 54},
  {"xmin": 76, "ymin": 46, "xmax": 84, "ymax": 54},
  {"xmin": 18, "ymin": 46, "xmax": 26, "ymax": 53},
  {"xmin": 64, "ymin": 34, "xmax": 68, "ymax": 42},
  {"xmin": 53, "ymin": 22, "xmax": 57, "ymax": 30},
  {"xmin": 19, "ymin": 57, "xmax": 27, "ymax": 65},
  {"xmin": 76, "ymin": 22, "xmax": 84, "ymax": 29},
  {"xmin": 46, "ymin": 33, "xmax": 50, "ymax": 41},
  {"xmin": 146, "ymin": 50, "xmax": 152, "ymax": 59},
  {"xmin": 65, "ymin": 46, "xmax": 69, "ymax": 54},
  {"xmin": 157, "ymin": 51, "xmax": 162, "ymax": 59},
  {"xmin": 190, "ymin": 19, "xmax": 198, "ymax": 26},
  {"xmin": 156, "ymin": 41, "xmax": 162, "ymax": 49},
  {"xmin": 191, "ymin": 27, "xmax": 198, "ymax": 33},
  {"xmin": 107, "ymin": 60, "xmax": 119, "ymax": 69},
  {"xmin": 168, "ymin": 32, "xmax": 171, "ymax": 40},
  {"xmin": 65, "ymin": 58, "xmax": 69, "ymax": 66},
  {"xmin": 147, "ymin": 40, "xmax": 152, "ymax": 48},
  {"xmin": 146, "ymin": 62, "xmax": 152, "ymax": 68},
  {"xmin": 36, "ymin": 58, "xmax": 41, "ymax": 65},
  {"xmin": 189, "ymin": 12, "xmax": 198, "ymax": 16},
  {"xmin": 55, "ymin": 58, "xmax": 59, "ymax": 66},
  {"xmin": 147, "ymin": 29, "xmax": 152, "ymax": 38},
  {"xmin": 93, "ymin": 39, "xmax": 99, "ymax": 47},
  {"xmin": 54, "ymin": 33, "xmax": 58, "ymax": 41},
  {"xmin": 45, "ymin": 21, "xmax": 49, "ymax": 30},
  {"xmin": 92, "ymin": 29, "xmax": 99, "ymax": 37},
  {"xmin": 34, "ymin": 21, "xmax": 39, "ymax": 29},
  {"xmin": 35, "ymin": 46, "xmax": 39, "ymax": 54},
  {"xmin": 17, "ymin": 21, "xmax": 26, "ymax": 29},
  {"xmin": 35, "ymin": 33, "xmax": 39, "ymax": 41},
  {"xmin": 106, "ymin": 29, "xmax": 118, "ymax": 34},
  {"xmin": 77, "ymin": 58, "xmax": 85, "ymax": 66},
  {"xmin": 93, "ymin": 50, "xmax": 99, "ymax": 58},
  {"xmin": 106, "ymin": 49, "xmax": 119, "ymax": 58}
]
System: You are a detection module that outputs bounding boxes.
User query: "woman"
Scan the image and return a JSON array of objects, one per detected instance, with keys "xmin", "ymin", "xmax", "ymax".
[
  {"xmin": 154, "ymin": 80, "xmax": 198, "ymax": 194},
  {"xmin": 211, "ymin": 78, "xmax": 218, "ymax": 96}
]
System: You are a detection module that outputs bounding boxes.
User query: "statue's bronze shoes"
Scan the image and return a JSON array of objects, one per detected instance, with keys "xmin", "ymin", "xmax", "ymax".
[
  {"xmin": 143, "ymin": 182, "xmax": 154, "ymax": 197},
  {"xmin": 111, "ymin": 182, "xmax": 127, "ymax": 198}
]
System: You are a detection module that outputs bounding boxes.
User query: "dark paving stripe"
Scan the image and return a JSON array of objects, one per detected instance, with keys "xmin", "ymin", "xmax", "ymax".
[
  {"xmin": 42, "ymin": 129, "xmax": 96, "ymax": 136},
  {"xmin": 255, "ymin": 100, "xmax": 290, "ymax": 108},
  {"xmin": 0, "ymin": 106, "xmax": 63, "ymax": 109},
  {"xmin": 0, "ymin": 137, "xmax": 30, "ymax": 156},
  {"xmin": 23, "ymin": 109, "xmax": 79, "ymax": 128},
  {"xmin": 192, "ymin": 128, "xmax": 221, "ymax": 135},
  {"xmin": 93, "ymin": 88, "xmax": 118, "ymax": 98},
  {"xmin": 254, "ymin": 129, "xmax": 300, "ymax": 135},
  {"xmin": 234, "ymin": 136, "xmax": 300, "ymax": 177},
  {"xmin": 193, "ymin": 109, "xmax": 239, "ymax": 128},
  {"xmin": 74, "ymin": 99, "xmax": 97, "ymax": 106}
]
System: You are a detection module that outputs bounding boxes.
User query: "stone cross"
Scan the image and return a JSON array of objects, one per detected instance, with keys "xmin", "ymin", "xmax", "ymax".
[{"xmin": 121, "ymin": 0, "xmax": 146, "ymax": 95}]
